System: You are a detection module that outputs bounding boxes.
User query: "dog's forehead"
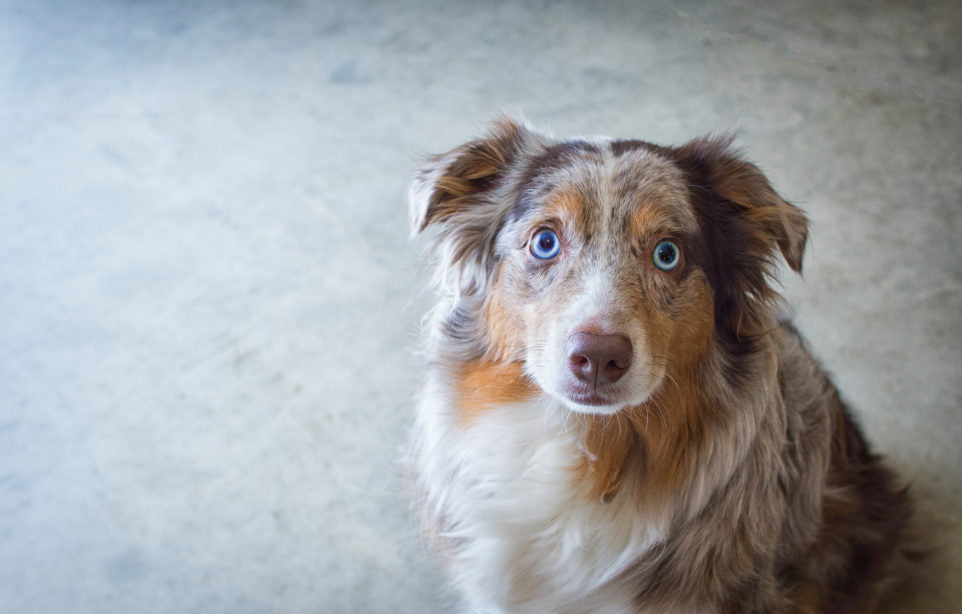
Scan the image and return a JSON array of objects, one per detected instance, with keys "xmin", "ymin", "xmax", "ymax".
[
  {"xmin": 513, "ymin": 139, "xmax": 697, "ymax": 236},
  {"xmin": 610, "ymin": 147, "xmax": 696, "ymax": 235}
]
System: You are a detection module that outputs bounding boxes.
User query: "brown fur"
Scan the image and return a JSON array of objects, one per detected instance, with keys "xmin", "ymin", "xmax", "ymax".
[
  {"xmin": 456, "ymin": 360, "xmax": 537, "ymax": 425},
  {"xmin": 579, "ymin": 412, "xmax": 638, "ymax": 501},
  {"xmin": 410, "ymin": 118, "xmax": 918, "ymax": 613}
]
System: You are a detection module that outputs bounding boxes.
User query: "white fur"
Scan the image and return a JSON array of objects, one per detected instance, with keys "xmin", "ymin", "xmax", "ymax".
[{"xmin": 410, "ymin": 371, "xmax": 669, "ymax": 613}]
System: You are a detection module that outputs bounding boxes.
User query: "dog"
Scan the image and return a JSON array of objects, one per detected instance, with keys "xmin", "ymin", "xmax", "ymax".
[{"xmin": 407, "ymin": 118, "xmax": 915, "ymax": 613}]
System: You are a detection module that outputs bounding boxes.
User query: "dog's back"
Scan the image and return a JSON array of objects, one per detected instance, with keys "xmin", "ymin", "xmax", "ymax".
[{"xmin": 772, "ymin": 323, "xmax": 915, "ymax": 613}]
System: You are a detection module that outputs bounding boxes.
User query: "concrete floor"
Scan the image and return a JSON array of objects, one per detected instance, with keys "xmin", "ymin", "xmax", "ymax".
[{"xmin": 1, "ymin": 0, "xmax": 960, "ymax": 612}]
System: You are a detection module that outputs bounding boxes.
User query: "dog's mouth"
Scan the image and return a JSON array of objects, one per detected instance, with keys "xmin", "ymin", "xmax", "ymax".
[{"xmin": 562, "ymin": 382, "xmax": 625, "ymax": 411}]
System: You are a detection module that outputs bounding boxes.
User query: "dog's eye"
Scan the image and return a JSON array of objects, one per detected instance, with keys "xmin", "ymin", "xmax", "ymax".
[
  {"xmin": 652, "ymin": 240, "xmax": 680, "ymax": 271},
  {"xmin": 530, "ymin": 229, "xmax": 561, "ymax": 260}
]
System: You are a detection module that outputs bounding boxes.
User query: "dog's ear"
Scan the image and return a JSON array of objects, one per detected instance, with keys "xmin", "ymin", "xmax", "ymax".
[
  {"xmin": 680, "ymin": 136, "xmax": 809, "ymax": 273},
  {"xmin": 674, "ymin": 136, "xmax": 809, "ymax": 338},
  {"xmin": 409, "ymin": 117, "xmax": 538, "ymax": 295},
  {"xmin": 409, "ymin": 117, "xmax": 532, "ymax": 234}
]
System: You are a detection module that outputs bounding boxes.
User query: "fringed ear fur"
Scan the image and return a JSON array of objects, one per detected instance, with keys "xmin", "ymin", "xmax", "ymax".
[
  {"xmin": 408, "ymin": 118, "xmax": 538, "ymax": 296},
  {"xmin": 683, "ymin": 135, "xmax": 809, "ymax": 273},
  {"xmin": 674, "ymin": 136, "xmax": 809, "ymax": 339}
]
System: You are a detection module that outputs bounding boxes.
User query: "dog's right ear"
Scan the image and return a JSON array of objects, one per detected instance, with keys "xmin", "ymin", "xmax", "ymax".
[
  {"xmin": 409, "ymin": 117, "xmax": 532, "ymax": 235},
  {"xmin": 409, "ymin": 118, "xmax": 539, "ymax": 295}
]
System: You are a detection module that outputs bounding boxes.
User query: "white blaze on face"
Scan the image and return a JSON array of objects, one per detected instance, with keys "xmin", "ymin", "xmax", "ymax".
[{"xmin": 526, "ymin": 262, "xmax": 661, "ymax": 415}]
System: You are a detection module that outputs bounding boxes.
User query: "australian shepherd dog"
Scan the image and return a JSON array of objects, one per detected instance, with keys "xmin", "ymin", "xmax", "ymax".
[{"xmin": 407, "ymin": 118, "xmax": 916, "ymax": 613}]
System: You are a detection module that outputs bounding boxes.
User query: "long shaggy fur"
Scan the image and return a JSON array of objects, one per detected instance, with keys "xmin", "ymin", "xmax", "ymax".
[{"xmin": 407, "ymin": 118, "xmax": 916, "ymax": 613}]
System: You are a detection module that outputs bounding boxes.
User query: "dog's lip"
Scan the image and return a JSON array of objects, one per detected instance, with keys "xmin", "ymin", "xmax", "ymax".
[{"xmin": 563, "ymin": 384, "xmax": 618, "ymax": 406}]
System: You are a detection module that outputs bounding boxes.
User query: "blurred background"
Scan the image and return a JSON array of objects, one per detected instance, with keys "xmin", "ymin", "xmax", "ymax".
[{"xmin": 1, "ymin": 0, "xmax": 960, "ymax": 612}]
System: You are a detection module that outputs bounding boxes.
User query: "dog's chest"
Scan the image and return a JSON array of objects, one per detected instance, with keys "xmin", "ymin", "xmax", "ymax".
[{"xmin": 434, "ymin": 398, "xmax": 666, "ymax": 611}]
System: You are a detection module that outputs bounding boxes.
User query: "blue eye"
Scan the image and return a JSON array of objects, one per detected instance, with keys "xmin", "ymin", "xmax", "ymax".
[
  {"xmin": 530, "ymin": 229, "xmax": 561, "ymax": 260},
  {"xmin": 652, "ymin": 240, "xmax": 680, "ymax": 271}
]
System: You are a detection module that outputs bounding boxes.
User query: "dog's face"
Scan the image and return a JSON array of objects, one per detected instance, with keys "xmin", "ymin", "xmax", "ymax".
[
  {"xmin": 482, "ymin": 144, "xmax": 713, "ymax": 414},
  {"xmin": 412, "ymin": 119, "xmax": 807, "ymax": 415}
]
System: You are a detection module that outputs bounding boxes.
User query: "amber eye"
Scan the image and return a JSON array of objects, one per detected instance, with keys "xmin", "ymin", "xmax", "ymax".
[
  {"xmin": 530, "ymin": 229, "xmax": 561, "ymax": 260},
  {"xmin": 652, "ymin": 240, "xmax": 680, "ymax": 271}
]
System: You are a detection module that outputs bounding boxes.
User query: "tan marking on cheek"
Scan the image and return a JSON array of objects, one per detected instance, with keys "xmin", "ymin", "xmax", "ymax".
[
  {"xmin": 615, "ymin": 272, "xmax": 717, "ymax": 498},
  {"xmin": 640, "ymin": 305, "xmax": 674, "ymax": 373},
  {"xmin": 633, "ymin": 271, "xmax": 714, "ymax": 371},
  {"xmin": 667, "ymin": 273, "xmax": 715, "ymax": 369},
  {"xmin": 481, "ymin": 262, "xmax": 531, "ymax": 361},
  {"xmin": 455, "ymin": 361, "xmax": 538, "ymax": 425},
  {"xmin": 483, "ymin": 288, "xmax": 524, "ymax": 362}
]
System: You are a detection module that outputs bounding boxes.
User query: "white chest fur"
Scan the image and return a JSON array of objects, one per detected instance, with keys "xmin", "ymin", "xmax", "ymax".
[{"xmin": 412, "ymin": 377, "xmax": 667, "ymax": 613}]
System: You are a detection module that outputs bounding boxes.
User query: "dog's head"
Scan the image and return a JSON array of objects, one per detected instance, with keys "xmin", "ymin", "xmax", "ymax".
[{"xmin": 411, "ymin": 118, "xmax": 807, "ymax": 415}]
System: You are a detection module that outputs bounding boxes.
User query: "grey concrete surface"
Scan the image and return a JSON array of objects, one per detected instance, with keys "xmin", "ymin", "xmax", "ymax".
[{"xmin": 1, "ymin": 1, "xmax": 959, "ymax": 612}]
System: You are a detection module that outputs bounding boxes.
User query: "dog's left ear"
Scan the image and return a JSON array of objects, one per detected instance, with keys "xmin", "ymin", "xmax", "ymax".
[{"xmin": 681, "ymin": 136, "xmax": 809, "ymax": 273}]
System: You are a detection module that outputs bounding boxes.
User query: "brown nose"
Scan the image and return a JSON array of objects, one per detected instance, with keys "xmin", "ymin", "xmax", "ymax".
[{"xmin": 566, "ymin": 332, "xmax": 633, "ymax": 386}]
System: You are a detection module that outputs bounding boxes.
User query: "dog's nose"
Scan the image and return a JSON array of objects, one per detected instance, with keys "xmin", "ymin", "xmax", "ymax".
[{"xmin": 566, "ymin": 332, "xmax": 633, "ymax": 386}]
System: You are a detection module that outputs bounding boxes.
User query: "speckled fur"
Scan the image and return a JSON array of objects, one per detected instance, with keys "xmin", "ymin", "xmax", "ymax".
[{"xmin": 407, "ymin": 118, "xmax": 916, "ymax": 613}]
